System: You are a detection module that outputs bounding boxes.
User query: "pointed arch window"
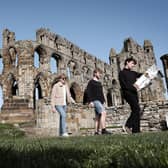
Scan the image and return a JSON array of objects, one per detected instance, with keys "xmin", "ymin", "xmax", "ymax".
[
  {"xmin": 67, "ymin": 67, "xmax": 71, "ymax": 79},
  {"xmin": 107, "ymin": 90, "xmax": 112, "ymax": 107},
  {"xmin": 33, "ymin": 79, "xmax": 43, "ymax": 109},
  {"xmin": 70, "ymin": 82, "xmax": 82, "ymax": 103},
  {"xmin": 34, "ymin": 51, "xmax": 40, "ymax": 68},
  {"xmin": 12, "ymin": 80, "xmax": 18, "ymax": 96},
  {"xmin": 0, "ymin": 56, "xmax": 3, "ymax": 74},
  {"xmin": 50, "ymin": 53, "xmax": 61, "ymax": 73},
  {"xmin": 9, "ymin": 47, "xmax": 18, "ymax": 67},
  {"xmin": 50, "ymin": 56, "xmax": 58, "ymax": 73},
  {"xmin": 34, "ymin": 80, "xmax": 43, "ymax": 100},
  {"xmin": 0, "ymin": 86, "xmax": 3, "ymax": 109}
]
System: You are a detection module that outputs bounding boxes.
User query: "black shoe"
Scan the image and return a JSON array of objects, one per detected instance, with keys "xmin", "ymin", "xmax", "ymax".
[
  {"xmin": 101, "ymin": 129, "xmax": 111, "ymax": 135},
  {"xmin": 94, "ymin": 131, "xmax": 101, "ymax": 135}
]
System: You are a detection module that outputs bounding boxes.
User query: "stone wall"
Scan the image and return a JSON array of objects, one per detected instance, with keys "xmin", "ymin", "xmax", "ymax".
[
  {"xmin": 0, "ymin": 28, "xmax": 167, "ymax": 136},
  {"xmin": 29, "ymin": 100, "xmax": 168, "ymax": 137}
]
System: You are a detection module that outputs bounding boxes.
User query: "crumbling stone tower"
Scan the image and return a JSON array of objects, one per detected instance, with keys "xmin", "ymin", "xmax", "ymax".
[
  {"xmin": 0, "ymin": 29, "xmax": 166, "ymax": 131},
  {"xmin": 111, "ymin": 38, "xmax": 165, "ymax": 102}
]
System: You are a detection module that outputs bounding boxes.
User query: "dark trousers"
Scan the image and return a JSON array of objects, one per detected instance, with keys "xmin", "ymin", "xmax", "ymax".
[{"xmin": 123, "ymin": 91, "xmax": 141, "ymax": 133}]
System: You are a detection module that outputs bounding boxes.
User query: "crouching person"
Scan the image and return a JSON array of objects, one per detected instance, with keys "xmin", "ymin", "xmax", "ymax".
[{"xmin": 51, "ymin": 73, "xmax": 75, "ymax": 137}]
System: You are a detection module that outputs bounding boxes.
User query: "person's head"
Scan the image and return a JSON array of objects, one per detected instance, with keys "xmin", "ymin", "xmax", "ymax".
[
  {"xmin": 93, "ymin": 68, "xmax": 102, "ymax": 80},
  {"xmin": 57, "ymin": 73, "xmax": 67, "ymax": 84},
  {"xmin": 124, "ymin": 57, "xmax": 137, "ymax": 70}
]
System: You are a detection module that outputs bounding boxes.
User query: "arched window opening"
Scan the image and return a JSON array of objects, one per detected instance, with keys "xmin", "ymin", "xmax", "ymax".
[
  {"xmin": 67, "ymin": 67, "xmax": 71, "ymax": 79},
  {"xmin": 34, "ymin": 46, "xmax": 47, "ymax": 69},
  {"xmin": 33, "ymin": 80, "xmax": 43, "ymax": 109},
  {"xmin": 12, "ymin": 80, "xmax": 18, "ymax": 96},
  {"xmin": 9, "ymin": 47, "xmax": 18, "ymax": 67},
  {"xmin": 15, "ymin": 54, "xmax": 18, "ymax": 67},
  {"xmin": 50, "ymin": 53, "xmax": 61, "ymax": 73},
  {"xmin": 67, "ymin": 60, "xmax": 77, "ymax": 78},
  {"xmin": 70, "ymin": 82, "xmax": 82, "ymax": 103},
  {"xmin": 107, "ymin": 90, "xmax": 113, "ymax": 107},
  {"xmin": 50, "ymin": 56, "xmax": 58, "ymax": 73},
  {"xmin": 0, "ymin": 57, "xmax": 3, "ymax": 74},
  {"xmin": 0, "ymin": 87, "xmax": 3, "ymax": 109},
  {"xmin": 34, "ymin": 51, "xmax": 40, "ymax": 68},
  {"xmin": 70, "ymin": 87, "xmax": 76, "ymax": 101},
  {"xmin": 35, "ymin": 82, "xmax": 43, "ymax": 100}
]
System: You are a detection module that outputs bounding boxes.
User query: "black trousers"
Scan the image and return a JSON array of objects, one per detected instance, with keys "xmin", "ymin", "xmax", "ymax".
[{"xmin": 123, "ymin": 91, "xmax": 141, "ymax": 133}]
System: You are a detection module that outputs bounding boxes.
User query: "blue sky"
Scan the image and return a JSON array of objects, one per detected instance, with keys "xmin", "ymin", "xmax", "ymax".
[{"xmin": 0, "ymin": 0, "xmax": 168, "ymax": 105}]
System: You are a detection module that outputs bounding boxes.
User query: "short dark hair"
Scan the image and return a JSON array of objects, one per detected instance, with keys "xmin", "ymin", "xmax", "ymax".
[
  {"xmin": 93, "ymin": 68, "xmax": 102, "ymax": 75},
  {"xmin": 124, "ymin": 57, "xmax": 137, "ymax": 66}
]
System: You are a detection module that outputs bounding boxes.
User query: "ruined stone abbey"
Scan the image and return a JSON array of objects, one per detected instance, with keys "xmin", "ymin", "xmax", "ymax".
[{"xmin": 0, "ymin": 28, "xmax": 168, "ymax": 136}]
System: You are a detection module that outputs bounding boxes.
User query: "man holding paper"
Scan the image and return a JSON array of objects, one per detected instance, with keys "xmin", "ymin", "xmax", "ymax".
[{"xmin": 119, "ymin": 57, "xmax": 142, "ymax": 133}]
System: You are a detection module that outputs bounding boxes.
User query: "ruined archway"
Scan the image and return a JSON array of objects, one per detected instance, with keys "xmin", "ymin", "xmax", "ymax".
[
  {"xmin": 0, "ymin": 84, "xmax": 3, "ymax": 109},
  {"xmin": 34, "ymin": 45, "xmax": 47, "ymax": 69},
  {"xmin": 8, "ymin": 47, "xmax": 18, "ymax": 67},
  {"xmin": 70, "ymin": 82, "xmax": 82, "ymax": 103},
  {"xmin": 0, "ymin": 54, "xmax": 3, "ymax": 73},
  {"xmin": 3, "ymin": 73, "xmax": 18, "ymax": 98},
  {"xmin": 50, "ymin": 53, "xmax": 61, "ymax": 73},
  {"xmin": 33, "ymin": 72, "xmax": 48, "ymax": 109},
  {"xmin": 107, "ymin": 89, "xmax": 113, "ymax": 107},
  {"xmin": 67, "ymin": 60, "xmax": 76, "ymax": 79},
  {"xmin": 12, "ymin": 80, "xmax": 18, "ymax": 96},
  {"xmin": 34, "ymin": 51, "xmax": 40, "ymax": 68}
]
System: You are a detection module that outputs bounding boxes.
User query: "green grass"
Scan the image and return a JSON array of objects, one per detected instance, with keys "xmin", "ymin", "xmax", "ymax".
[
  {"xmin": 0, "ymin": 130, "xmax": 168, "ymax": 168},
  {"xmin": 0, "ymin": 123, "xmax": 168, "ymax": 167},
  {"xmin": 0, "ymin": 123, "xmax": 25, "ymax": 138}
]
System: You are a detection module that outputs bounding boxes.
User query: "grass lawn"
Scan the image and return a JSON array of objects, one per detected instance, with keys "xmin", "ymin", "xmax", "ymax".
[{"xmin": 0, "ymin": 123, "xmax": 168, "ymax": 168}]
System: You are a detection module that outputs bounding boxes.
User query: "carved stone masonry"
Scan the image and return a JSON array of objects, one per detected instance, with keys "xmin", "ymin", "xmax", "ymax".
[{"xmin": 0, "ymin": 29, "xmax": 166, "ymax": 136}]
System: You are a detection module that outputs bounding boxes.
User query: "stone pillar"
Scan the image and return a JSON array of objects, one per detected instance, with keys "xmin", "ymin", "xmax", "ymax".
[{"xmin": 160, "ymin": 54, "xmax": 168, "ymax": 92}]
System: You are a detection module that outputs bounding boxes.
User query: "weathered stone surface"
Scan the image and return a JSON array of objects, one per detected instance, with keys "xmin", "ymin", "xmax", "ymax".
[{"xmin": 0, "ymin": 28, "xmax": 167, "ymax": 137}]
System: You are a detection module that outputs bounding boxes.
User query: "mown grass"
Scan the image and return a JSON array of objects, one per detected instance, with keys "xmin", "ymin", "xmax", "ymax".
[
  {"xmin": 0, "ymin": 123, "xmax": 168, "ymax": 168},
  {"xmin": 0, "ymin": 123, "xmax": 25, "ymax": 138}
]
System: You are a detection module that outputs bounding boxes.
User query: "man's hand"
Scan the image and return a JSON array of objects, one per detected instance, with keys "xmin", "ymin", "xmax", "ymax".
[
  {"xmin": 133, "ymin": 83, "xmax": 140, "ymax": 90},
  {"xmin": 52, "ymin": 107, "xmax": 56, "ymax": 113},
  {"xmin": 89, "ymin": 102, "xmax": 94, "ymax": 107}
]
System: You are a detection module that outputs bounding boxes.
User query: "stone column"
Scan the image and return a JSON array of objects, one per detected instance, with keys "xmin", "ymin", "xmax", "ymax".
[{"xmin": 160, "ymin": 54, "xmax": 168, "ymax": 92}]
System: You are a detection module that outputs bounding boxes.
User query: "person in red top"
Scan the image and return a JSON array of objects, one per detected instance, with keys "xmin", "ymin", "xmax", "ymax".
[
  {"xmin": 119, "ymin": 57, "xmax": 142, "ymax": 134},
  {"xmin": 85, "ymin": 68, "xmax": 111, "ymax": 135}
]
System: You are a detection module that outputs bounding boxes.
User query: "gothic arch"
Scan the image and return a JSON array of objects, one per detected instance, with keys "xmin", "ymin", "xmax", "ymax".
[
  {"xmin": 67, "ymin": 60, "xmax": 77, "ymax": 78},
  {"xmin": 34, "ymin": 45, "xmax": 47, "ymax": 68},
  {"xmin": 107, "ymin": 89, "xmax": 113, "ymax": 107},
  {"xmin": 82, "ymin": 66, "xmax": 92, "ymax": 81},
  {"xmin": 33, "ymin": 72, "xmax": 48, "ymax": 109},
  {"xmin": 0, "ymin": 83, "xmax": 3, "ymax": 109},
  {"xmin": 3, "ymin": 73, "xmax": 18, "ymax": 98},
  {"xmin": 0, "ymin": 53, "xmax": 2, "ymax": 74},
  {"xmin": 50, "ymin": 52, "xmax": 62, "ymax": 73},
  {"xmin": 8, "ymin": 46, "xmax": 18, "ymax": 67},
  {"xmin": 70, "ymin": 82, "xmax": 82, "ymax": 103},
  {"xmin": 34, "ymin": 72, "xmax": 49, "ymax": 98},
  {"xmin": 111, "ymin": 79, "xmax": 121, "ymax": 106}
]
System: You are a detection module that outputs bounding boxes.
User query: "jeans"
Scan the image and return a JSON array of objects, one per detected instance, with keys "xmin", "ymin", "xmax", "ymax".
[{"xmin": 55, "ymin": 105, "xmax": 67, "ymax": 135}]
